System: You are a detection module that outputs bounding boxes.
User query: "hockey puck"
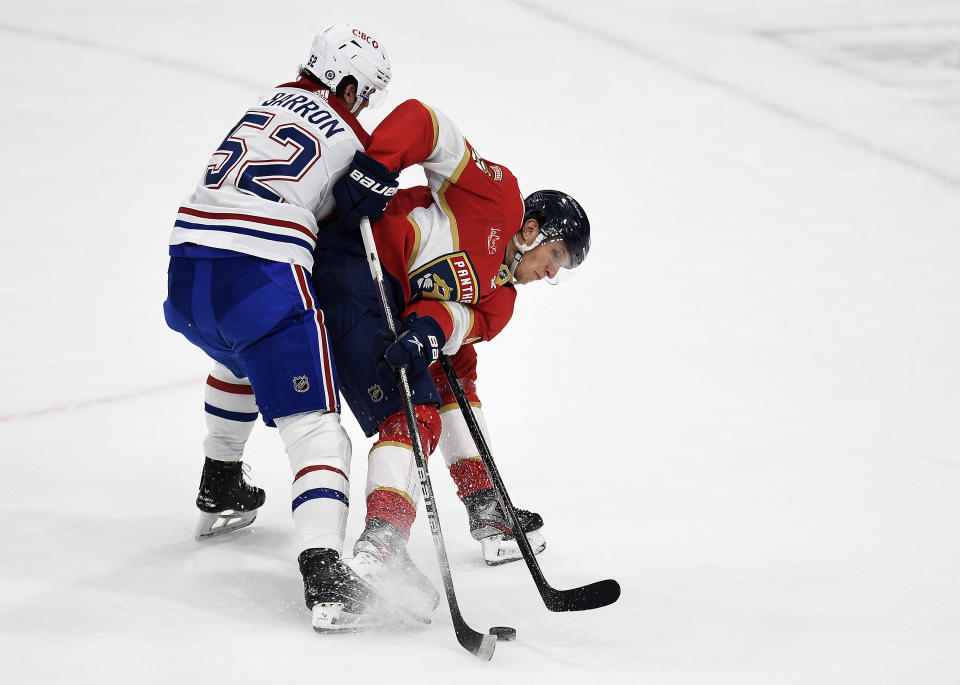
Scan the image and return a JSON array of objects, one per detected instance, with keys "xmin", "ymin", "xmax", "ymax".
[{"xmin": 489, "ymin": 626, "xmax": 517, "ymax": 641}]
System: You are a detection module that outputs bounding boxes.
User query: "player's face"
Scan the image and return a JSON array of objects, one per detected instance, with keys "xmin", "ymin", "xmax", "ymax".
[{"xmin": 513, "ymin": 239, "xmax": 571, "ymax": 284}]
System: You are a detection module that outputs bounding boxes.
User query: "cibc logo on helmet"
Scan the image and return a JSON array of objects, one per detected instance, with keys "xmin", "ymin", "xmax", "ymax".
[{"xmin": 352, "ymin": 29, "xmax": 379, "ymax": 48}]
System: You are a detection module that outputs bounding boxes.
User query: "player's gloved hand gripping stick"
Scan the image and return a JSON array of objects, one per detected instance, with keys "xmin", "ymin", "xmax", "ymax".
[
  {"xmin": 439, "ymin": 354, "xmax": 622, "ymax": 612},
  {"xmin": 334, "ymin": 151, "xmax": 399, "ymax": 227},
  {"xmin": 359, "ymin": 216, "xmax": 502, "ymax": 661},
  {"xmin": 379, "ymin": 314, "xmax": 445, "ymax": 383}
]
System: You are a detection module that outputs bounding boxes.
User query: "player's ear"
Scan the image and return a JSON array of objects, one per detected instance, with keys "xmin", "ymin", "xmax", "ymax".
[{"xmin": 519, "ymin": 218, "xmax": 540, "ymax": 246}]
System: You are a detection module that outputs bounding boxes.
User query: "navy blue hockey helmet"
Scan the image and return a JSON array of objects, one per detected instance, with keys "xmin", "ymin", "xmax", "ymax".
[{"xmin": 522, "ymin": 190, "xmax": 591, "ymax": 269}]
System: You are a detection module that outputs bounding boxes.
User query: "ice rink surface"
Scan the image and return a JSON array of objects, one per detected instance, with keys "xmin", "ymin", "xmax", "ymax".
[{"xmin": 2, "ymin": 1, "xmax": 959, "ymax": 682}]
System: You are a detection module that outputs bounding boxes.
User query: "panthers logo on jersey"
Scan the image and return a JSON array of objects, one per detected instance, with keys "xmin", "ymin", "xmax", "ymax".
[
  {"xmin": 410, "ymin": 252, "xmax": 479, "ymax": 304},
  {"xmin": 416, "ymin": 272, "xmax": 453, "ymax": 300}
]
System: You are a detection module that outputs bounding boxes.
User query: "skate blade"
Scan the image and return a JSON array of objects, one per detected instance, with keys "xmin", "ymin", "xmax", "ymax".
[
  {"xmin": 312, "ymin": 602, "xmax": 430, "ymax": 634},
  {"xmin": 312, "ymin": 602, "xmax": 359, "ymax": 632},
  {"xmin": 482, "ymin": 530, "xmax": 547, "ymax": 566},
  {"xmin": 195, "ymin": 510, "xmax": 258, "ymax": 540}
]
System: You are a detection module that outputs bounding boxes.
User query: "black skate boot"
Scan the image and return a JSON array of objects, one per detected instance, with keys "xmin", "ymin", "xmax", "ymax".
[
  {"xmin": 194, "ymin": 457, "xmax": 266, "ymax": 539},
  {"xmin": 462, "ymin": 488, "xmax": 546, "ymax": 566},
  {"xmin": 345, "ymin": 517, "xmax": 440, "ymax": 621},
  {"xmin": 299, "ymin": 548, "xmax": 376, "ymax": 632}
]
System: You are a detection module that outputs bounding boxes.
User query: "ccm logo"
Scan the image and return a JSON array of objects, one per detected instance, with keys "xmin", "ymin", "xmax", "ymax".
[
  {"xmin": 352, "ymin": 29, "xmax": 379, "ymax": 49},
  {"xmin": 349, "ymin": 169, "xmax": 397, "ymax": 195}
]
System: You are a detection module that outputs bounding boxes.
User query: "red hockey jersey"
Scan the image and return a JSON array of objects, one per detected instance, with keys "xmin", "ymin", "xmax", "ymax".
[{"xmin": 364, "ymin": 100, "xmax": 524, "ymax": 356}]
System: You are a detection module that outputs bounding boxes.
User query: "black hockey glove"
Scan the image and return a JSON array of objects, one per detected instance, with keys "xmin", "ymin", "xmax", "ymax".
[
  {"xmin": 379, "ymin": 314, "xmax": 446, "ymax": 381},
  {"xmin": 332, "ymin": 150, "xmax": 399, "ymax": 227}
]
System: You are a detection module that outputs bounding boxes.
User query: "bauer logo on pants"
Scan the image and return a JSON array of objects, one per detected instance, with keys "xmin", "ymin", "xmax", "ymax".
[
  {"xmin": 368, "ymin": 384, "xmax": 384, "ymax": 402},
  {"xmin": 293, "ymin": 376, "xmax": 310, "ymax": 393}
]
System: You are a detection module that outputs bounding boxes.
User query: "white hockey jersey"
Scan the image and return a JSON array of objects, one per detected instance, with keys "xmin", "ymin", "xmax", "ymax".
[{"xmin": 169, "ymin": 79, "xmax": 367, "ymax": 270}]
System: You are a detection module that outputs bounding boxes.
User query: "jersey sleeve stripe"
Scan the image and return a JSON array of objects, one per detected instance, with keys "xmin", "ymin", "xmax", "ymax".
[
  {"xmin": 421, "ymin": 103, "xmax": 440, "ymax": 151},
  {"xmin": 436, "ymin": 144, "xmax": 472, "ymax": 251},
  {"xmin": 405, "ymin": 214, "xmax": 423, "ymax": 272}
]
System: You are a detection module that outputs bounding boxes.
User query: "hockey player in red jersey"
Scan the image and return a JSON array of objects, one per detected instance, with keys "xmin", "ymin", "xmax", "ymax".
[
  {"xmin": 310, "ymin": 99, "xmax": 591, "ymax": 628},
  {"xmin": 429, "ymin": 188, "xmax": 591, "ymax": 565}
]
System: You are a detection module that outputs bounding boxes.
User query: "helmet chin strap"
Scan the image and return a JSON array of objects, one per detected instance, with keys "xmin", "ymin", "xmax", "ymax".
[{"xmin": 508, "ymin": 233, "xmax": 546, "ymax": 281}]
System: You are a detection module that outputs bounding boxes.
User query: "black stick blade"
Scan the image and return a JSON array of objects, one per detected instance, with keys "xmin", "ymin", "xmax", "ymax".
[{"xmin": 543, "ymin": 579, "xmax": 621, "ymax": 612}]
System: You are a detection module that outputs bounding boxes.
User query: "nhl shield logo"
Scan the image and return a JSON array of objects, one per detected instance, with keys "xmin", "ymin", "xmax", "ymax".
[
  {"xmin": 293, "ymin": 376, "xmax": 310, "ymax": 393},
  {"xmin": 368, "ymin": 384, "xmax": 384, "ymax": 402}
]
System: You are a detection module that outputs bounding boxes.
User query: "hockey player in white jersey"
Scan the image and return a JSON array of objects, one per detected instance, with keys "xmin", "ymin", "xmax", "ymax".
[{"xmin": 164, "ymin": 25, "xmax": 413, "ymax": 629}]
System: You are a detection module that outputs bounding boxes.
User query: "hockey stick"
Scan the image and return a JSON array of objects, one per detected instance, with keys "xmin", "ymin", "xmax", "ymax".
[
  {"xmin": 439, "ymin": 354, "xmax": 621, "ymax": 612},
  {"xmin": 359, "ymin": 217, "xmax": 498, "ymax": 660}
]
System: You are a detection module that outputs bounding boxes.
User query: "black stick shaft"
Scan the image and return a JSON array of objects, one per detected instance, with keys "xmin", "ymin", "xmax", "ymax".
[
  {"xmin": 360, "ymin": 218, "xmax": 496, "ymax": 658},
  {"xmin": 439, "ymin": 354, "xmax": 621, "ymax": 612}
]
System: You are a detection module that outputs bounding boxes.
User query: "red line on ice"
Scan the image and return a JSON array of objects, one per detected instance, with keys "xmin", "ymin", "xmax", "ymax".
[{"xmin": 0, "ymin": 379, "xmax": 199, "ymax": 424}]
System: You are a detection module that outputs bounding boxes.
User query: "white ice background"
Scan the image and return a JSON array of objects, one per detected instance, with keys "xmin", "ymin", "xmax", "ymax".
[{"xmin": 1, "ymin": 1, "xmax": 959, "ymax": 683}]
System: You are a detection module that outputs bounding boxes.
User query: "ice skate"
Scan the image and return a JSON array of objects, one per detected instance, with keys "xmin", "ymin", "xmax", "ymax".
[
  {"xmin": 194, "ymin": 457, "xmax": 266, "ymax": 539},
  {"xmin": 463, "ymin": 488, "xmax": 546, "ymax": 566},
  {"xmin": 300, "ymin": 548, "xmax": 380, "ymax": 633},
  {"xmin": 344, "ymin": 518, "xmax": 440, "ymax": 622}
]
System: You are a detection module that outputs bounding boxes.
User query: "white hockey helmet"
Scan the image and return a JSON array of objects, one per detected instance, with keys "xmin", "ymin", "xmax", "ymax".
[{"xmin": 303, "ymin": 24, "xmax": 391, "ymax": 114}]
